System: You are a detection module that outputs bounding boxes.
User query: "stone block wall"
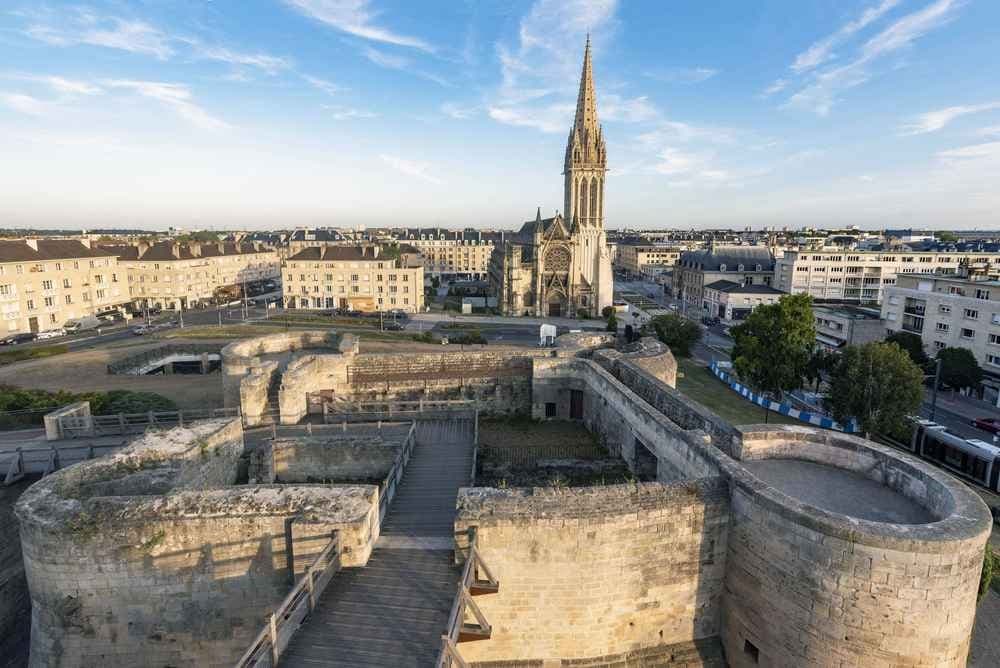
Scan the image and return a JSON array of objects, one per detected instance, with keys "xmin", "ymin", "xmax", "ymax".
[
  {"xmin": 15, "ymin": 420, "xmax": 379, "ymax": 667},
  {"xmin": 263, "ymin": 435, "xmax": 403, "ymax": 483},
  {"xmin": 532, "ymin": 357, "xmax": 720, "ymax": 481},
  {"xmin": 239, "ymin": 360, "xmax": 278, "ymax": 427},
  {"xmin": 279, "ymin": 354, "xmax": 352, "ymax": 424},
  {"xmin": 720, "ymin": 426, "xmax": 992, "ymax": 668},
  {"xmin": 454, "ymin": 480, "xmax": 730, "ymax": 664},
  {"xmin": 1, "ymin": 477, "xmax": 34, "ymax": 668},
  {"xmin": 594, "ymin": 336, "xmax": 678, "ymax": 388},
  {"xmin": 43, "ymin": 401, "xmax": 90, "ymax": 441}
]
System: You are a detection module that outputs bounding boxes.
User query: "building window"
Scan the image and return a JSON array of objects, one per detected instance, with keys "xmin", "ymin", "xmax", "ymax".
[
  {"xmin": 961, "ymin": 328, "xmax": 975, "ymax": 340},
  {"xmin": 42, "ymin": 280, "xmax": 53, "ymax": 290},
  {"xmin": 936, "ymin": 323, "xmax": 950, "ymax": 332},
  {"xmin": 65, "ymin": 295, "xmax": 72, "ymax": 304},
  {"xmin": 44, "ymin": 297, "xmax": 54, "ymax": 307},
  {"xmin": 0, "ymin": 285, "xmax": 10, "ymax": 297},
  {"xmin": 990, "ymin": 334, "xmax": 1000, "ymax": 346},
  {"xmin": 988, "ymin": 354, "xmax": 1000, "ymax": 366},
  {"xmin": 976, "ymin": 288, "xmax": 991, "ymax": 300},
  {"xmin": 934, "ymin": 341, "xmax": 946, "ymax": 350},
  {"xmin": 939, "ymin": 304, "xmax": 951, "ymax": 314},
  {"xmin": 26, "ymin": 299, "xmax": 34, "ymax": 310},
  {"xmin": 964, "ymin": 308, "xmax": 979, "ymax": 320}
]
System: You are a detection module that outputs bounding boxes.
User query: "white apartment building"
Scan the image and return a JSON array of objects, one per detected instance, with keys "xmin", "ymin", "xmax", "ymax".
[
  {"xmin": 283, "ymin": 245, "xmax": 424, "ymax": 313},
  {"xmin": 776, "ymin": 250, "xmax": 1000, "ymax": 305},
  {"xmin": 0, "ymin": 239, "xmax": 128, "ymax": 335},
  {"xmin": 394, "ymin": 228, "xmax": 498, "ymax": 281},
  {"xmin": 882, "ymin": 268, "xmax": 1000, "ymax": 400}
]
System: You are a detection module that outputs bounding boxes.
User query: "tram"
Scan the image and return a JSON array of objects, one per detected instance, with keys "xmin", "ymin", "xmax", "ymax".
[{"xmin": 909, "ymin": 419, "xmax": 1000, "ymax": 492}]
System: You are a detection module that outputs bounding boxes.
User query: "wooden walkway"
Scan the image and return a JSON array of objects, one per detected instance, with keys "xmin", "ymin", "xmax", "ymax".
[{"xmin": 282, "ymin": 417, "xmax": 474, "ymax": 667}]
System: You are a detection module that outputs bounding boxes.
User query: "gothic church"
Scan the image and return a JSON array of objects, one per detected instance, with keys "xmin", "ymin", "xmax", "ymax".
[{"xmin": 489, "ymin": 38, "xmax": 613, "ymax": 318}]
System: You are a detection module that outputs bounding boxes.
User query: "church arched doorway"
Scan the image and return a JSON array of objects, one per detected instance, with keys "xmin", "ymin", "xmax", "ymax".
[{"xmin": 547, "ymin": 291, "xmax": 567, "ymax": 317}]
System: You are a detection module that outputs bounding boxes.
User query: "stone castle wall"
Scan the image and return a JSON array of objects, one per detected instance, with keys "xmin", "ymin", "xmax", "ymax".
[
  {"xmin": 259, "ymin": 428, "xmax": 411, "ymax": 483},
  {"xmin": 721, "ymin": 426, "xmax": 990, "ymax": 668},
  {"xmin": 1, "ymin": 477, "xmax": 34, "ymax": 667},
  {"xmin": 15, "ymin": 419, "xmax": 379, "ymax": 667},
  {"xmin": 455, "ymin": 480, "xmax": 730, "ymax": 664}
]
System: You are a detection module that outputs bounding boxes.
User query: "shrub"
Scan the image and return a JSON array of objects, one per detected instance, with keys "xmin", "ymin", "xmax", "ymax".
[
  {"xmin": 979, "ymin": 546, "xmax": 998, "ymax": 604},
  {"xmin": 649, "ymin": 313, "xmax": 702, "ymax": 357}
]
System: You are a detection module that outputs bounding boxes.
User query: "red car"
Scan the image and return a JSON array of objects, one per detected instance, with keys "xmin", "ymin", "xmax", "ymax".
[{"xmin": 972, "ymin": 417, "xmax": 1000, "ymax": 434}]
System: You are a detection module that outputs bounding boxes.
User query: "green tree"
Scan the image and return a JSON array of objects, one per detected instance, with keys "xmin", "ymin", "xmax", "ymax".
[
  {"xmin": 601, "ymin": 306, "xmax": 615, "ymax": 319},
  {"xmin": 804, "ymin": 347, "xmax": 838, "ymax": 392},
  {"xmin": 605, "ymin": 311, "xmax": 618, "ymax": 332},
  {"xmin": 825, "ymin": 342, "xmax": 924, "ymax": 437},
  {"xmin": 649, "ymin": 313, "xmax": 702, "ymax": 357},
  {"xmin": 730, "ymin": 294, "xmax": 816, "ymax": 422},
  {"xmin": 936, "ymin": 347, "xmax": 984, "ymax": 391},
  {"xmin": 937, "ymin": 231, "xmax": 959, "ymax": 243},
  {"xmin": 885, "ymin": 330, "xmax": 929, "ymax": 368}
]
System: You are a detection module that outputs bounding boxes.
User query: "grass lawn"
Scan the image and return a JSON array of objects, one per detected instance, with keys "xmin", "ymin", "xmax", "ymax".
[
  {"xmin": 0, "ymin": 344, "xmax": 69, "ymax": 366},
  {"xmin": 675, "ymin": 357, "xmax": 800, "ymax": 427}
]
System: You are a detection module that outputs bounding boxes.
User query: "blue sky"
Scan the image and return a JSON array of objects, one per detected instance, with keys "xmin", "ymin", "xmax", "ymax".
[{"xmin": 0, "ymin": 0, "xmax": 998, "ymax": 230}]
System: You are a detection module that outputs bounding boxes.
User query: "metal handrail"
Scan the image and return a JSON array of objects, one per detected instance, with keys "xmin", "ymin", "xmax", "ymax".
[
  {"xmin": 107, "ymin": 343, "xmax": 223, "ymax": 374},
  {"xmin": 235, "ymin": 531, "xmax": 341, "ymax": 668}
]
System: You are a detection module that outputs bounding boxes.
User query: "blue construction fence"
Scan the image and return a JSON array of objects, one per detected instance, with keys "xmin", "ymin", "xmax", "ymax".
[{"xmin": 709, "ymin": 361, "xmax": 858, "ymax": 433}]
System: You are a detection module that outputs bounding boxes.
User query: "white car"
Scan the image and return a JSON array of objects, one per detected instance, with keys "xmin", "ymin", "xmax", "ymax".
[{"xmin": 36, "ymin": 329, "xmax": 65, "ymax": 340}]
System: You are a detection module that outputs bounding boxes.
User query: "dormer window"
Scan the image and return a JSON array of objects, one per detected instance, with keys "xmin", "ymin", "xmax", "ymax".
[
  {"xmin": 719, "ymin": 264, "xmax": 727, "ymax": 271},
  {"xmin": 756, "ymin": 264, "xmax": 762, "ymax": 271},
  {"xmin": 738, "ymin": 264, "xmax": 745, "ymax": 272}
]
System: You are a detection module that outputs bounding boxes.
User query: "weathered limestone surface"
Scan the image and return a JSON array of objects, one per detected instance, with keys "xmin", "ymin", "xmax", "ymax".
[
  {"xmin": 532, "ymin": 357, "xmax": 719, "ymax": 480},
  {"xmin": 594, "ymin": 336, "xmax": 678, "ymax": 388},
  {"xmin": 15, "ymin": 419, "xmax": 378, "ymax": 668},
  {"xmin": 221, "ymin": 330, "xmax": 348, "ymax": 409},
  {"xmin": 254, "ymin": 426, "xmax": 411, "ymax": 483},
  {"xmin": 1, "ymin": 477, "xmax": 33, "ymax": 667},
  {"xmin": 239, "ymin": 359, "xmax": 278, "ymax": 427},
  {"xmin": 455, "ymin": 480, "xmax": 730, "ymax": 664},
  {"xmin": 721, "ymin": 425, "xmax": 991, "ymax": 668}
]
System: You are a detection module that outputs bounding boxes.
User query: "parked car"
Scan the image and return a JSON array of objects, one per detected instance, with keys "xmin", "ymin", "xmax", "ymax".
[
  {"xmin": 0, "ymin": 332, "xmax": 37, "ymax": 345},
  {"xmin": 131, "ymin": 325, "xmax": 152, "ymax": 336},
  {"xmin": 382, "ymin": 321, "xmax": 404, "ymax": 331},
  {"xmin": 36, "ymin": 328, "xmax": 65, "ymax": 340},
  {"xmin": 972, "ymin": 417, "xmax": 1000, "ymax": 434}
]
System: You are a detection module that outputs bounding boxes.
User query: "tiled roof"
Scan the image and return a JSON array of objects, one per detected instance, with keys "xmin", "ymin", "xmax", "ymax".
[
  {"xmin": 680, "ymin": 245, "xmax": 775, "ymax": 271},
  {"xmin": 100, "ymin": 241, "xmax": 272, "ymax": 262},
  {"xmin": 287, "ymin": 246, "xmax": 382, "ymax": 261},
  {"xmin": 0, "ymin": 239, "xmax": 117, "ymax": 263}
]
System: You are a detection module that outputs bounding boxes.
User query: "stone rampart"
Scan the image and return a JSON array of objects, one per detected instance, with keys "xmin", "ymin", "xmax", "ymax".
[
  {"xmin": 532, "ymin": 357, "xmax": 721, "ymax": 480},
  {"xmin": 1, "ymin": 477, "xmax": 33, "ymax": 666},
  {"xmin": 278, "ymin": 353, "xmax": 352, "ymax": 424},
  {"xmin": 257, "ymin": 428, "xmax": 410, "ymax": 484},
  {"xmin": 15, "ymin": 419, "xmax": 379, "ymax": 667},
  {"xmin": 455, "ymin": 479, "xmax": 730, "ymax": 664},
  {"xmin": 239, "ymin": 359, "xmax": 278, "ymax": 427},
  {"xmin": 720, "ymin": 425, "xmax": 992, "ymax": 668},
  {"xmin": 221, "ymin": 330, "xmax": 351, "ymax": 409},
  {"xmin": 594, "ymin": 336, "xmax": 678, "ymax": 388},
  {"xmin": 43, "ymin": 401, "xmax": 91, "ymax": 441}
]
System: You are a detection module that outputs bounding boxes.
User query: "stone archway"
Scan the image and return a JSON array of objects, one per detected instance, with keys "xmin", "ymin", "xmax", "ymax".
[{"xmin": 546, "ymin": 291, "xmax": 567, "ymax": 317}]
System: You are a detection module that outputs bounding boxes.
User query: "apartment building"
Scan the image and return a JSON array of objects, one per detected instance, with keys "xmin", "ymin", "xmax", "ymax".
[
  {"xmin": 282, "ymin": 245, "xmax": 424, "ymax": 313},
  {"xmin": 775, "ymin": 250, "xmax": 1000, "ymax": 305},
  {"xmin": 394, "ymin": 228, "xmax": 499, "ymax": 281},
  {"xmin": 102, "ymin": 241, "xmax": 280, "ymax": 309},
  {"xmin": 881, "ymin": 268, "xmax": 1000, "ymax": 398},
  {"xmin": 812, "ymin": 305, "xmax": 884, "ymax": 351},
  {"xmin": 285, "ymin": 229, "xmax": 348, "ymax": 259},
  {"xmin": 702, "ymin": 280, "xmax": 784, "ymax": 323},
  {"xmin": 674, "ymin": 245, "xmax": 775, "ymax": 313},
  {"xmin": 614, "ymin": 243, "xmax": 684, "ymax": 277},
  {"xmin": 0, "ymin": 239, "xmax": 128, "ymax": 335}
]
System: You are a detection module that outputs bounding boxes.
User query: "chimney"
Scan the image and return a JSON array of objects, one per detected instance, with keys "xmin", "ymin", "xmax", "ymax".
[
  {"xmin": 136, "ymin": 240, "xmax": 151, "ymax": 257},
  {"xmin": 25, "ymin": 239, "xmax": 38, "ymax": 251},
  {"xmin": 79, "ymin": 238, "xmax": 92, "ymax": 249},
  {"xmin": 171, "ymin": 243, "xmax": 181, "ymax": 259},
  {"xmin": 189, "ymin": 243, "xmax": 202, "ymax": 258}
]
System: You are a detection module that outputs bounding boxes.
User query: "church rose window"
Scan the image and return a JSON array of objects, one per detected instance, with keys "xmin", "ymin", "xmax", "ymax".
[{"xmin": 545, "ymin": 247, "xmax": 571, "ymax": 273}]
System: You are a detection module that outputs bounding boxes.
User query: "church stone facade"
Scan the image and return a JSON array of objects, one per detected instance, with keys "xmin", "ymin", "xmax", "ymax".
[{"xmin": 489, "ymin": 39, "xmax": 613, "ymax": 318}]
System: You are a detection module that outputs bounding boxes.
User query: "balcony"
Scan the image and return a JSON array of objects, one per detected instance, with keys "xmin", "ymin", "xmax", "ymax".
[
  {"xmin": 902, "ymin": 314, "xmax": 925, "ymax": 334},
  {"xmin": 903, "ymin": 305, "xmax": 926, "ymax": 317}
]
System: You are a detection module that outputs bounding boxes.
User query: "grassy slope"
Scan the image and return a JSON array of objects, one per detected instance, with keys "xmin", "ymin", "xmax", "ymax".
[{"xmin": 675, "ymin": 357, "xmax": 800, "ymax": 427}]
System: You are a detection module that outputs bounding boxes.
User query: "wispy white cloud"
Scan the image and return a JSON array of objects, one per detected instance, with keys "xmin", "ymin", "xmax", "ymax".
[
  {"xmin": 362, "ymin": 46, "xmax": 450, "ymax": 86},
  {"xmin": 0, "ymin": 92, "xmax": 48, "ymax": 116},
  {"xmin": 283, "ymin": 0, "xmax": 434, "ymax": 52},
  {"xmin": 191, "ymin": 44, "xmax": 292, "ymax": 74},
  {"xmin": 379, "ymin": 154, "xmax": 442, "ymax": 184},
  {"xmin": 487, "ymin": 105, "xmax": 573, "ymax": 133},
  {"xmin": 489, "ymin": 0, "xmax": 618, "ymax": 132},
  {"xmin": 324, "ymin": 105, "xmax": 376, "ymax": 120},
  {"xmin": 784, "ymin": 0, "xmax": 964, "ymax": 115},
  {"xmin": 441, "ymin": 102, "xmax": 477, "ymax": 120},
  {"xmin": 302, "ymin": 74, "xmax": 343, "ymax": 96},
  {"xmin": 899, "ymin": 102, "xmax": 1000, "ymax": 135},
  {"xmin": 979, "ymin": 126, "xmax": 1000, "ymax": 138},
  {"xmin": 791, "ymin": 0, "xmax": 901, "ymax": 74},
  {"xmin": 636, "ymin": 121, "xmax": 736, "ymax": 147},
  {"xmin": 937, "ymin": 141, "xmax": 1000, "ymax": 162},
  {"xmin": 761, "ymin": 78, "xmax": 789, "ymax": 96},
  {"xmin": 25, "ymin": 12, "xmax": 174, "ymax": 60},
  {"xmin": 643, "ymin": 67, "xmax": 718, "ymax": 84},
  {"xmin": 102, "ymin": 80, "xmax": 230, "ymax": 130},
  {"xmin": 600, "ymin": 95, "xmax": 658, "ymax": 123},
  {"xmin": 4, "ymin": 74, "xmax": 102, "ymax": 96}
]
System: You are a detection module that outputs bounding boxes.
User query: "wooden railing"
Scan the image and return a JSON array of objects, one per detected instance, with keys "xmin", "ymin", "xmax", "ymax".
[
  {"xmin": 437, "ymin": 528, "xmax": 499, "ymax": 667},
  {"xmin": 378, "ymin": 422, "xmax": 417, "ymax": 525},
  {"xmin": 234, "ymin": 530, "xmax": 341, "ymax": 668}
]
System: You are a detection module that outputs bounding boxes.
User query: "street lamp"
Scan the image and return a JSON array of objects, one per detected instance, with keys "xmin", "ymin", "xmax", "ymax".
[{"xmin": 928, "ymin": 357, "xmax": 942, "ymax": 421}]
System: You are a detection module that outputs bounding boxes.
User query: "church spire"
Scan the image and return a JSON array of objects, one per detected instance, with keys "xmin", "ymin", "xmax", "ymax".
[{"xmin": 572, "ymin": 34, "xmax": 599, "ymax": 135}]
